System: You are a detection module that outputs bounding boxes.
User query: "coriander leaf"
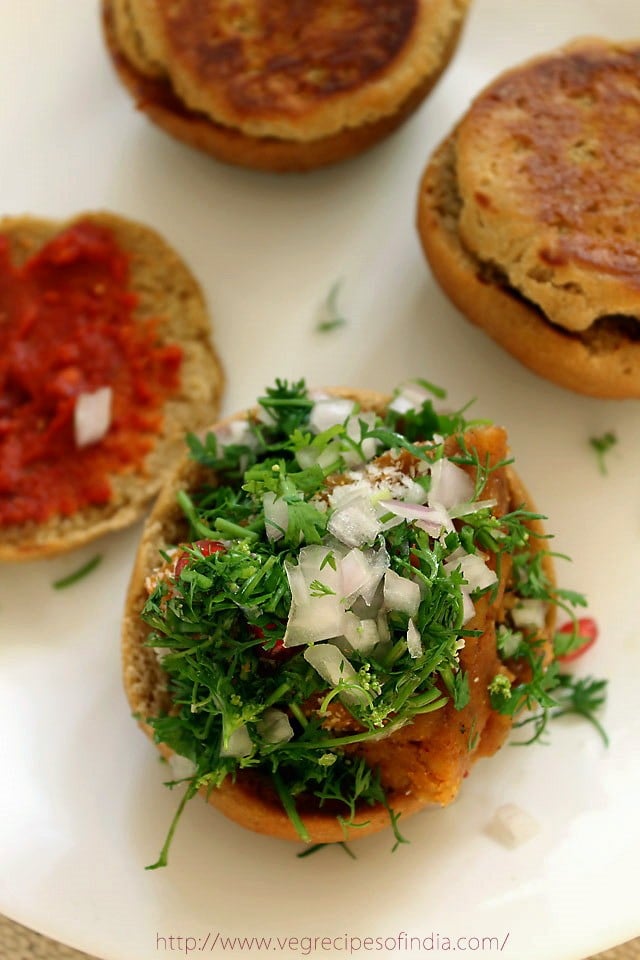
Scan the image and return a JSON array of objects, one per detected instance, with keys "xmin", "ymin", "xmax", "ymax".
[{"xmin": 589, "ymin": 431, "xmax": 617, "ymax": 475}]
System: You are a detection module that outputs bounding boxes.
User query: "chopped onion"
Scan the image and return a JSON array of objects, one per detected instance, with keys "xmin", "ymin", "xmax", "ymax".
[
  {"xmin": 257, "ymin": 708, "xmax": 293, "ymax": 744},
  {"xmin": 341, "ymin": 546, "xmax": 388, "ymax": 606},
  {"xmin": 343, "ymin": 613, "xmax": 380, "ymax": 654},
  {"xmin": 399, "ymin": 477, "xmax": 430, "ymax": 505},
  {"xmin": 220, "ymin": 725, "xmax": 253, "ymax": 758},
  {"xmin": 461, "ymin": 587, "xmax": 476, "ymax": 624},
  {"xmin": 303, "ymin": 643, "xmax": 367, "ymax": 707},
  {"xmin": 263, "ymin": 491, "xmax": 289, "ymax": 542},
  {"xmin": 485, "ymin": 803, "xmax": 540, "ymax": 849},
  {"xmin": 388, "ymin": 382, "xmax": 433, "ymax": 415},
  {"xmin": 167, "ymin": 754, "xmax": 196, "ymax": 780},
  {"xmin": 328, "ymin": 497, "xmax": 380, "ymax": 548},
  {"xmin": 449, "ymin": 498, "xmax": 498, "ymax": 519},
  {"xmin": 383, "ymin": 569, "xmax": 421, "ymax": 617},
  {"xmin": 511, "ymin": 599, "xmax": 547, "ymax": 631},
  {"xmin": 283, "ymin": 546, "xmax": 347, "ymax": 647},
  {"xmin": 415, "ymin": 501, "xmax": 454, "ymax": 538},
  {"xmin": 283, "ymin": 600, "xmax": 346, "ymax": 647},
  {"xmin": 429, "ymin": 458, "xmax": 474, "ymax": 510},
  {"xmin": 376, "ymin": 612, "xmax": 391, "ymax": 645},
  {"xmin": 342, "ymin": 412, "xmax": 378, "ymax": 466},
  {"xmin": 295, "ymin": 439, "xmax": 341, "ymax": 471},
  {"xmin": 227, "ymin": 417, "xmax": 259, "ymax": 447},
  {"xmin": 379, "ymin": 499, "xmax": 452, "ymax": 540},
  {"xmin": 73, "ymin": 386, "xmax": 112, "ymax": 448},
  {"xmin": 445, "ymin": 552, "xmax": 497, "ymax": 592},
  {"xmin": 406, "ymin": 619, "xmax": 423, "ymax": 658},
  {"xmin": 310, "ymin": 398, "xmax": 354, "ymax": 433}
]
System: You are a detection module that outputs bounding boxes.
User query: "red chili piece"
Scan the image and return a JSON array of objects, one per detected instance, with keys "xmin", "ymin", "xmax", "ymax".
[{"xmin": 557, "ymin": 617, "xmax": 599, "ymax": 662}]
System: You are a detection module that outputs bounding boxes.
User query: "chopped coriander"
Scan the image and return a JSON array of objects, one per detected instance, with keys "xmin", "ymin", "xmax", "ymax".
[
  {"xmin": 53, "ymin": 554, "xmax": 102, "ymax": 590},
  {"xmin": 589, "ymin": 431, "xmax": 617, "ymax": 475},
  {"xmin": 315, "ymin": 279, "xmax": 347, "ymax": 333},
  {"xmin": 137, "ymin": 377, "xmax": 606, "ymax": 865}
]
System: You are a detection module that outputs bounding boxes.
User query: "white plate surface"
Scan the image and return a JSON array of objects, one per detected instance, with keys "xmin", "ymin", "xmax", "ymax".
[{"xmin": 1, "ymin": 3, "xmax": 640, "ymax": 959}]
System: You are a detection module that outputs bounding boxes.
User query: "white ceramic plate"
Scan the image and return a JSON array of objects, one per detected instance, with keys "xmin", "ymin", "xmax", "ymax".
[{"xmin": 1, "ymin": 3, "xmax": 639, "ymax": 959}]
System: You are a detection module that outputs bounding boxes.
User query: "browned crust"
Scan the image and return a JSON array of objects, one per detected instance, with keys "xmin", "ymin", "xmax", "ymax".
[
  {"xmin": 102, "ymin": 0, "xmax": 465, "ymax": 172},
  {"xmin": 122, "ymin": 388, "xmax": 555, "ymax": 844},
  {"xmin": 0, "ymin": 212, "xmax": 224, "ymax": 561},
  {"xmin": 455, "ymin": 39, "xmax": 640, "ymax": 332},
  {"xmin": 417, "ymin": 134, "xmax": 640, "ymax": 398}
]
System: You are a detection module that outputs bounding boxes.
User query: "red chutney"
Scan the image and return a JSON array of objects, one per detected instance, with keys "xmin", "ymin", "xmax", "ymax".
[{"xmin": 0, "ymin": 220, "xmax": 182, "ymax": 526}]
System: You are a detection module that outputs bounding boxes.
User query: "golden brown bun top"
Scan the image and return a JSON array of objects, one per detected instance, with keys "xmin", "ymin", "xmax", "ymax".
[
  {"xmin": 114, "ymin": 0, "xmax": 469, "ymax": 140},
  {"xmin": 455, "ymin": 38, "xmax": 640, "ymax": 332}
]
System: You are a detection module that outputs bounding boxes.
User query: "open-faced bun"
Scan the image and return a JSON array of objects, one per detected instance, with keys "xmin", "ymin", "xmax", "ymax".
[
  {"xmin": 0, "ymin": 212, "xmax": 223, "ymax": 561},
  {"xmin": 122, "ymin": 387, "xmax": 555, "ymax": 845}
]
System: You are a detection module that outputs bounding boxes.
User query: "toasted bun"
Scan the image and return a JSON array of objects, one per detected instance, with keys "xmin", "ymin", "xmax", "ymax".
[
  {"xmin": 0, "ymin": 212, "xmax": 223, "ymax": 561},
  {"xmin": 456, "ymin": 39, "xmax": 640, "ymax": 333},
  {"xmin": 417, "ymin": 55, "xmax": 640, "ymax": 398},
  {"xmin": 103, "ymin": 0, "xmax": 469, "ymax": 172},
  {"xmin": 122, "ymin": 389, "xmax": 554, "ymax": 844}
]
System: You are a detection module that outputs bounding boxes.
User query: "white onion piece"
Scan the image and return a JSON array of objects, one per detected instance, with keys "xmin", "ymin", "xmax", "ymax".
[
  {"xmin": 328, "ymin": 498, "xmax": 380, "ymax": 548},
  {"xmin": 167, "ymin": 754, "xmax": 196, "ymax": 780},
  {"xmin": 445, "ymin": 552, "xmax": 497, "ymax": 592},
  {"xmin": 342, "ymin": 412, "xmax": 378, "ymax": 466},
  {"xmin": 511, "ymin": 599, "xmax": 547, "ymax": 631},
  {"xmin": 414, "ymin": 501, "xmax": 454, "ymax": 537},
  {"xmin": 227, "ymin": 417, "xmax": 259, "ymax": 447},
  {"xmin": 429, "ymin": 459, "xmax": 474, "ymax": 510},
  {"xmin": 263, "ymin": 491, "xmax": 289, "ymax": 542},
  {"xmin": 406, "ymin": 619, "xmax": 423, "ymax": 659},
  {"xmin": 256, "ymin": 404, "xmax": 277, "ymax": 426},
  {"xmin": 298, "ymin": 545, "xmax": 343, "ymax": 593},
  {"xmin": 485, "ymin": 803, "xmax": 540, "ymax": 849},
  {"xmin": 310, "ymin": 398, "xmax": 354, "ymax": 433},
  {"xmin": 341, "ymin": 546, "xmax": 388, "ymax": 606},
  {"xmin": 220, "ymin": 725, "xmax": 253, "ymax": 758},
  {"xmin": 343, "ymin": 613, "xmax": 380, "ymax": 654},
  {"xmin": 283, "ymin": 600, "xmax": 346, "ymax": 647},
  {"xmin": 379, "ymin": 499, "xmax": 451, "ymax": 534},
  {"xmin": 400, "ymin": 478, "xmax": 430, "ymax": 504},
  {"xmin": 284, "ymin": 560, "xmax": 308, "ymax": 607},
  {"xmin": 257, "ymin": 708, "xmax": 294, "ymax": 744},
  {"xmin": 358, "ymin": 547, "xmax": 389, "ymax": 605},
  {"xmin": 73, "ymin": 386, "xmax": 112, "ymax": 448},
  {"xmin": 295, "ymin": 439, "xmax": 341, "ymax": 471},
  {"xmin": 284, "ymin": 547, "xmax": 346, "ymax": 647},
  {"xmin": 376, "ymin": 612, "xmax": 390, "ymax": 645},
  {"xmin": 383, "ymin": 569, "xmax": 421, "ymax": 617},
  {"xmin": 388, "ymin": 382, "xmax": 432, "ymax": 414},
  {"xmin": 303, "ymin": 643, "xmax": 367, "ymax": 707},
  {"xmin": 449, "ymin": 498, "xmax": 498, "ymax": 519},
  {"xmin": 461, "ymin": 587, "xmax": 476, "ymax": 624}
]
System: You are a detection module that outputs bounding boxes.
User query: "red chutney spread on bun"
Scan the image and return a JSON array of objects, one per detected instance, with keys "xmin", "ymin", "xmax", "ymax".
[{"xmin": 0, "ymin": 219, "xmax": 182, "ymax": 527}]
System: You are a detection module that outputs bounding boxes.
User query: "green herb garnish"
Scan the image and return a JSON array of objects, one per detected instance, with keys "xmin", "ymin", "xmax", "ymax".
[
  {"xmin": 589, "ymin": 431, "xmax": 617, "ymax": 475},
  {"xmin": 139, "ymin": 378, "xmax": 605, "ymax": 865},
  {"xmin": 315, "ymin": 279, "xmax": 347, "ymax": 333},
  {"xmin": 53, "ymin": 554, "xmax": 102, "ymax": 589}
]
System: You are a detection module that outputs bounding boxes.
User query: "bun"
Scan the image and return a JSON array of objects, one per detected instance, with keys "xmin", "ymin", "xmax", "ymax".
[
  {"xmin": 122, "ymin": 387, "xmax": 556, "ymax": 847},
  {"xmin": 417, "ymin": 39, "xmax": 640, "ymax": 398},
  {"xmin": 103, "ymin": 0, "xmax": 470, "ymax": 173},
  {"xmin": 0, "ymin": 212, "xmax": 223, "ymax": 561}
]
